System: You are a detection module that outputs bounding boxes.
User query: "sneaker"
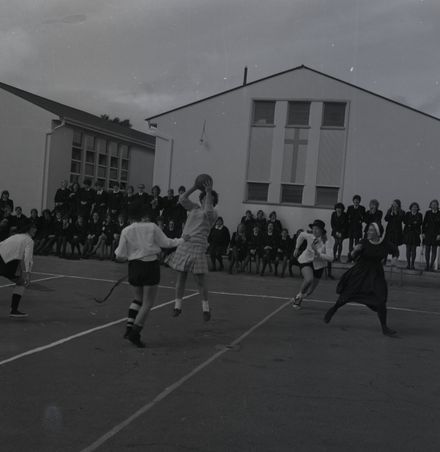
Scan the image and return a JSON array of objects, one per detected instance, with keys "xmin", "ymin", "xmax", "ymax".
[
  {"xmin": 9, "ymin": 310, "xmax": 28, "ymax": 319},
  {"xmin": 128, "ymin": 330, "xmax": 146, "ymax": 348},
  {"xmin": 203, "ymin": 310, "xmax": 211, "ymax": 322}
]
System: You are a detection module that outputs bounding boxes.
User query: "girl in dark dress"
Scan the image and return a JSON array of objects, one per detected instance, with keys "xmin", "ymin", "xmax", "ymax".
[
  {"xmin": 255, "ymin": 210, "xmax": 267, "ymax": 234},
  {"xmin": 260, "ymin": 222, "xmax": 279, "ymax": 276},
  {"xmin": 0, "ymin": 190, "xmax": 14, "ymax": 217},
  {"xmin": 324, "ymin": 223, "xmax": 398, "ymax": 336},
  {"xmin": 363, "ymin": 199, "xmax": 383, "ymax": 237},
  {"xmin": 92, "ymin": 181, "xmax": 108, "ymax": 219},
  {"xmin": 83, "ymin": 212, "xmax": 102, "ymax": 257},
  {"xmin": 208, "ymin": 217, "xmax": 230, "ymax": 271},
  {"xmin": 240, "ymin": 210, "xmax": 255, "ymax": 239},
  {"xmin": 268, "ymin": 211, "xmax": 282, "ymax": 236},
  {"xmin": 385, "ymin": 199, "xmax": 404, "ymax": 250},
  {"xmin": 70, "ymin": 216, "xmax": 88, "ymax": 259},
  {"xmin": 54, "ymin": 180, "xmax": 70, "ymax": 215},
  {"xmin": 403, "ymin": 202, "xmax": 422, "ymax": 270},
  {"xmin": 243, "ymin": 225, "xmax": 263, "ymax": 274},
  {"xmin": 346, "ymin": 195, "xmax": 365, "ymax": 261},
  {"xmin": 274, "ymin": 228, "xmax": 291, "ymax": 277},
  {"xmin": 68, "ymin": 183, "xmax": 81, "ymax": 219},
  {"xmin": 229, "ymin": 223, "xmax": 248, "ymax": 274},
  {"xmin": 162, "ymin": 189, "xmax": 178, "ymax": 224},
  {"xmin": 331, "ymin": 203, "xmax": 347, "ymax": 262},
  {"xmin": 422, "ymin": 200, "xmax": 440, "ymax": 271},
  {"xmin": 150, "ymin": 185, "xmax": 163, "ymax": 222},
  {"xmin": 123, "ymin": 186, "xmax": 135, "ymax": 217}
]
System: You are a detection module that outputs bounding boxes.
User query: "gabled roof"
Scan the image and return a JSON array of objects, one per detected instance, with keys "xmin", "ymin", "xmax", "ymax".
[
  {"xmin": 0, "ymin": 81, "xmax": 155, "ymax": 147},
  {"xmin": 145, "ymin": 64, "xmax": 440, "ymax": 123}
]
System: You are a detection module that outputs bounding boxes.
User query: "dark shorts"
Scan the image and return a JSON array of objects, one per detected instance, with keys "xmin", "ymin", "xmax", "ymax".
[
  {"xmin": 128, "ymin": 259, "xmax": 160, "ymax": 287},
  {"xmin": 0, "ymin": 257, "xmax": 21, "ymax": 281},
  {"xmin": 299, "ymin": 262, "xmax": 324, "ymax": 279}
]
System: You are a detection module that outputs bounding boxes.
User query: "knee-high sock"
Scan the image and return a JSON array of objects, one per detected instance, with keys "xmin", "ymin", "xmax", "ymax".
[
  {"xmin": 11, "ymin": 286, "xmax": 25, "ymax": 311},
  {"xmin": 127, "ymin": 300, "xmax": 142, "ymax": 328}
]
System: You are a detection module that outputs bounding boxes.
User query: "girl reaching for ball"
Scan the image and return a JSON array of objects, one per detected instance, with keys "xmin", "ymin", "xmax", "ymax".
[{"xmin": 169, "ymin": 177, "xmax": 218, "ymax": 321}]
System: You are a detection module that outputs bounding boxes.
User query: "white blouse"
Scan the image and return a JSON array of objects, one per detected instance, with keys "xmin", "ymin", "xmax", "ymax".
[{"xmin": 295, "ymin": 232, "xmax": 333, "ymax": 270}]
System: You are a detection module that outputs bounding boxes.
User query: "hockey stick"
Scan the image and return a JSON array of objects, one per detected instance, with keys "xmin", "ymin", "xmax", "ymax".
[{"xmin": 94, "ymin": 274, "xmax": 128, "ymax": 303}]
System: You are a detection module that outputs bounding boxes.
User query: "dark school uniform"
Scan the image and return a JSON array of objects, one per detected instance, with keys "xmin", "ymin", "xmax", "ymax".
[
  {"xmin": 268, "ymin": 219, "xmax": 283, "ymax": 236},
  {"xmin": 78, "ymin": 188, "xmax": 95, "ymax": 219},
  {"xmin": 14, "ymin": 214, "xmax": 29, "ymax": 231},
  {"xmin": 93, "ymin": 190, "xmax": 108, "ymax": 219},
  {"xmin": 276, "ymin": 236, "xmax": 292, "ymax": 259},
  {"xmin": 385, "ymin": 209, "xmax": 404, "ymax": 246},
  {"xmin": 149, "ymin": 196, "xmax": 163, "ymax": 222},
  {"xmin": 229, "ymin": 232, "xmax": 248, "ymax": 261},
  {"xmin": 54, "ymin": 188, "xmax": 71, "ymax": 214},
  {"xmin": 162, "ymin": 196, "xmax": 178, "ymax": 223},
  {"xmin": 240, "ymin": 216, "xmax": 256, "ymax": 239},
  {"xmin": 87, "ymin": 219, "xmax": 103, "ymax": 245},
  {"xmin": 247, "ymin": 231, "xmax": 264, "ymax": 258},
  {"xmin": 208, "ymin": 225, "xmax": 231, "ymax": 256},
  {"xmin": 403, "ymin": 212, "xmax": 423, "ymax": 246},
  {"xmin": 347, "ymin": 205, "xmax": 365, "ymax": 240},
  {"xmin": 68, "ymin": 191, "xmax": 80, "ymax": 218},
  {"xmin": 71, "ymin": 221, "xmax": 88, "ymax": 245},
  {"xmin": 133, "ymin": 192, "xmax": 150, "ymax": 209},
  {"xmin": 0, "ymin": 199, "xmax": 14, "ymax": 216},
  {"xmin": 261, "ymin": 232, "xmax": 279, "ymax": 261},
  {"xmin": 363, "ymin": 210, "xmax": 383, "ymax": 235},
  {"xmin": 331, "ymin": 212, "xmax": 348, "ymax": 238},
  {"xmin": 108, "ymin": 190, "xmax": 125, "ymax": 217},
  {"xmin": 422, "ymin": 210, "xmax": 440, "ymax": 246},
  {"xmin": 123, "ymin": 194, "xmax": 136, "ymax": 216},
  {"xmin": 255, "ymin": 218, "xmax": 268, "ymax": 233}
]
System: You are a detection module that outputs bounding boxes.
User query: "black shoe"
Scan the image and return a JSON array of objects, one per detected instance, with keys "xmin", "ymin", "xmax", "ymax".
[
  {"xmin": 203, "ymin": 310, "xmax": 211, "ymax": 322},
  {"xmin": 324, "ymin": 308, "xmax": 335, "ymax": 324},
  {"xmin": 128, "ymin": 330, "xmax": 146, "ymax": 348},
  {"xmin": 173, "ymin": 308, "xmax": 182, "ymax": 317},
  {"xmin": 123, "ymin": 327, "xmax": 132, "ymax": 339},
  {"xmin": 382, "ymin": 327, "xmax": 397, "ymax": 337},
  {"xmin": 9, "ymin": 310, "xmax": 28, "ymax": 319}
]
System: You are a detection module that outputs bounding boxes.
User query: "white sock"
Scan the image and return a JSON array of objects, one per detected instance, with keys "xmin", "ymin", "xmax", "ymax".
[
  {"xmin": 175, "ymin": 298, "xmax": 182, "ymax": 310},
  {"xmin": 202, "ymin": 300, "xmax": 210, "ymax": 312}
]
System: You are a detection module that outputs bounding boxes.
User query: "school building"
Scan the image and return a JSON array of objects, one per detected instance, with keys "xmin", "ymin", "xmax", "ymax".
[
  {"xmin": 0, "ymin": 82, "xmax": 155, "ymax": 214},
  {"xmin": 147, "ymin": 65, "xmax": 440, "ymax": 233}
]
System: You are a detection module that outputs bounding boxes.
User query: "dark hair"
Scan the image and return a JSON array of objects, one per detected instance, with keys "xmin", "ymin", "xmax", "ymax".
[
  {"xmin": 84, "ymin": 179, "xmax": 92, "ymax": 187},
  {"xmin": 30, "ymin": 208, "xmax": 38, "ymax": 216},
  {"xmin": 430, "ymin": 199, "xmax": 439, "ymax": 209},
  {"xmin": 370, "ymin": 199, "xmax": 379, "ymax": 208},
  {"xmin": 1, "ymin": 190, "xmax": 10, "ymax": 198},
  {"xmin": 15, "ymin": 206, "xmax": 22, "ymax": 211},
  {"xmin": 281, "ymin": 228, "xmax": 288, "ymax": 234},
  {"xmin": 128, "ymin": 204, "xmax": 149, "ymax": 221},
  {"xmin": 353, "ymin": 195, "xmax": 361, "ymax": 202},
  {"xmin": 393, "ymin": 199, "xmax": 402, "ymax": 209},
  {"xmin": 152, "ymin": 185, "xmax": 161, "ymax": 195},
  {"xmin": 409, "ymin": 202, "xmax": 420, "ymax": 211},
  {"xmin": 334, "ymin": 202, "xmax": 345, "ymax": 211},
  {"xmin": 199, "ymin": 190, "xmax": 219, "ymax": 206},
  {"xmin": 42, "ymin": 209, "xmax": 51, "ymax": 216},
  {"xmin": 178, "ymin": 185, "xmax": 186, "ymax": 192}
]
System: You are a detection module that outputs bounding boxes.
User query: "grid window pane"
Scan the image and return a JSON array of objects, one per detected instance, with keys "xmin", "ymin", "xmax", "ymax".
[
  {"xmin": 85, "ymin": 164, "xmax": 95, "ymax": 177},
  {"xmin": 86, "ymin": 151, "xmax": 95, "ymax": 164},
  {"xmin": 97, "ymin": 137, "xmax": 107, "ymax": 154},
  {"xmin": 98, "ymin": 154, "xmax": 107, "ymax": 166},
  {"xmin": 287, "ymin": 102, "xmax": 310, "ymax": 126},
  {"xmin": 281, "ymin": 185, "xmax": 304, "ymax": 204},
  {"xmin": 97, "ymin": 166, "xmax": 106, "ymax": 178},
  {"xmin": 247, "ymin": 183, "xmax": 269, "ymax": 202},
  {"xmin": 73, "ymin": 130, "xmax": 82, "ymax": 146},
  {"xmin": 110, "ymin": 157, "xmax": 119, "ymax": 168},
  {"xmin": 108, "ymin": 141, "xmax": 119, "ymax": 156},
  {"xmin": 121, "ymin": 159, "xmax": 129, "ymax": 170},
  {"xmin": 71, "ymin": 161, "xmax": 81, "ymax": 174},
  {"xmin": 322, "ymin": 102, "xmax": 346, "ymax": 127},
  {"xmin": 316, "ymin": 187, "xmax": 339, "ymax": 206},
  {"xmin": 252, "ymin": 101, "xmax": 276, "ymax": 125},
  {"xmin": 72, "ymin": 148, "xmax": 82, "ymax": 161},
  {"xmin": 110, "ymin": 168, "xmax": 118, "ymax": 180},
  {"xmin": 85, "ymin": 135, "xmax": 95, "ymax": 150},
  {"xmin": 97, "ymin": 178, "xmax": 106, "ymax": 187},
  {"xmin": 121, "ymin": 171, "xmax": 128, "ymax": 181},
  {"xmin": 120, "ymin": 144, "xmax": 129, "ymax": 160}
]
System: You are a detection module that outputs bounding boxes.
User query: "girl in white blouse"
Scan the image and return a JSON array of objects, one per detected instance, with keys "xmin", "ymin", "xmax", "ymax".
[{"xmin": 292, "ymin": 220, "xmax": 333, "ymax": 309}]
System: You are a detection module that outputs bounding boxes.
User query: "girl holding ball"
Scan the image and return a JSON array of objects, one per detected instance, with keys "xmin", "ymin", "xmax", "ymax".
[{"xmin": 169, "ymin": 175, "xmax": 218, "ymax": 321}]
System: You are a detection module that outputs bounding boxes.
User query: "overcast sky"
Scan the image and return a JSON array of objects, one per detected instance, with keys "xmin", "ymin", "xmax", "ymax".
[{"xmin": 0, "ymin": 0, "xmax": 438, "ymax": 130}]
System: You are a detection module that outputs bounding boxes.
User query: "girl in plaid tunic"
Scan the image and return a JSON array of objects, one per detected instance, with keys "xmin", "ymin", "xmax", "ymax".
[{"xmin": 169, "ymin": 179, "xmax": 218, "ymax": 321}]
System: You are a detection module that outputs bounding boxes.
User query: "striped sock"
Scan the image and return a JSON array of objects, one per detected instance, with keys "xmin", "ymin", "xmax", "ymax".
[{"xmin": 127, "ymin": 300, "xmax": 142, "ymax": 328}]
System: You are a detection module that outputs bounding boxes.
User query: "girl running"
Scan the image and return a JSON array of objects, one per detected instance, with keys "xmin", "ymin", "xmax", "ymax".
[
  {"xmin": 292, "ymin": 220, "xmax": 333, "ymax": 309},
  {"xmin": 169, "ymin": 179, "xmax": 218, "ymax": 321},
  {"xmin": 0, "ymin": 221, "xmax": 37, "ymax": 318},
  {"xmin": 115, "ymin": 205, "xmax": 187, "ymax": 348}
]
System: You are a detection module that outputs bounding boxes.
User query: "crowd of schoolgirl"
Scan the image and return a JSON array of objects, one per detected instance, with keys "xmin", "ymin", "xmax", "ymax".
[{"xmin": 0, "ymin": 185, "xmax": 438, "ymax": 273}]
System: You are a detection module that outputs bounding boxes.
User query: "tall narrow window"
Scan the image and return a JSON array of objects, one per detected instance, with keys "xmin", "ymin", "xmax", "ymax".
[
  {"xmin": 252, "ymin": 101, "xmax": 276, "ymax": 125},
  {"xmin": 322, "ymin": 102, "xmax": 346, "ymax": 127},
  {"xmin": 287, "ymin": 101, "xmax": 310, "ymax": 126}
]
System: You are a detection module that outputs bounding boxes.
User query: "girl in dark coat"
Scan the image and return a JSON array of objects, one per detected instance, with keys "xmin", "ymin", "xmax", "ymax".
[
  {"xmin": 149, "ymin": 185, "xmax": 163, "ymax": 222},
  {"xmin": 324, "ymin": 223, "xmax": 398, "ymax": 336},
  {"xmin": 244, "ymin": 225, "xmax": 264, "ymax": 274},
  {"xmin": 70, "ymin": 216, "xmax": 88, "ymax": 259},
  {"xmin": 274, "ymin": 228, "xmax": 292, "ymax": 277},
  {"xmin": 255, "ymin": 210, "xmax": 267, "ymax": 234},
  {"xmin": 83, "ymin": 212, "xmax": 102, "ymax": 257},
  {"xmin": 385, "ymin": 199, "xmax": 404, "ymax": 248},
  {"xmin": 331, "ymin": 203, "xmax": 347, "ymax": 262},
  {"xmin": 403, "ymin": 202, "xmax": 422, "ymax": 270},
  {"xmin": 346, "ymin": 195, "xmax": 365, "ymax": 261},
  {"xmin": 268, "ymin": 211, "xmax": 282, "ymax": 236},
  {"xmin": 422, "ymin": 199, "xmax": 440, "ymax": 271},
  {"xmin": 240, "ymin": 210, "xmax": 255, "ymax": 239},
  {"xmin": 208, "ymin": 217, "xmax": 230, "ymax": 271},
  {"xmin": 68, "ymin": 183, "xmax": 81, "ymax": 219},
  {"xmin": 363, "ymin": 199, "xmax": 383, "ymax": 237},
  {"xmin": 260, "ymin": 222, "xmax": 279, "ymax": 276},
  {"xmin": 0, "ymin": 190, "xmax": 14, "ymax": 217},
  {"xmin": 54, "ymin": 181, "xmax": 70, "ymax": 215},
  {"xmin": 229, "ymin": 224, "xmax": 248, "ymax": 274}
]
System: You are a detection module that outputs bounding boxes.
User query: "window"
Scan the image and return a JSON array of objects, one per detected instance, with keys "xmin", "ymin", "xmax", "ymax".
[
  {"xmin": 287, "ymin": 101, "xmax": 310, "ymax": 126},
  {"xmin": 322, "ymin": 102, "xmax": 346, "ymax": 127},
  {"xmin": 86, "ymin": 151, "xmax": 95, "ymax": 164},
  {"xmin": 247, "ymin": 183, "xmax": 269, "ymax": 202},
  {"xmin": 98, "ymin": 154, "xmax": 107, "ymax": 166},
  {"xmin": 85, "ymin": 164, "xmax": 95, "ymax": 177},
  {"xmin": 252, "ymin": 101, "xmax": 276, "ymax": 125},
  {"xmin": 316, "ymin": 187, "xmax": 339, "ymax": 206},
  {"xmin": 71, "ymin": 161, "xmax": 81, "ymax": 174},
  {"xmin": 108, "ymin": 141, "xmax": 119, "ymax": 156},
  {"xmin": 85, "ymin": 135, "xmax": 95, "ymax": 150},
  {"xmin": 97, "ymin": 137, "xmax": 107, "ymax": 154},
  {"xmin": 97, "ymin": 167, "xmax": 107, "ymax": 178},
  {"xmin": 72, "ymin": 148, "xmax": 82, "ymax": 161},
  {"xmin": 73, "ymin": 129, "xmax": 82, "ymax": 146},
  {"xmin": 110, "ymin": 157, "xmax": 119, "ymax": 169},
  {"xmin": 281, "ymin": 184, "xmax": 304, "ymax": 204},
  {"xmin": 120, "ymin": 144, "xmax": 129, "ymax": 160}
]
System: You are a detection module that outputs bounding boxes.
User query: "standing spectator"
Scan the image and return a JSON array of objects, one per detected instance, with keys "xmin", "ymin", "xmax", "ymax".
[
  {"xmin": 162, "ymin": 189, "xmax": 178, "ymax": 224},
  {"xmin": 92, "ymin": 181, "xmax": 108, "ymax": 219},
  {"xmin": 422, "ymin": 199, "xmax": 440, "ymax": 271},
  {"xmin": 133, "ymin": 184, "xmax": 150, "ymax": 210},
  {"xmin": 255, "ymin": 210, "xmax": 267, "ymax": 233},
  {"xmin": 54, "ymin": 180, "xmax": 70, "ymax": 215},
  {"xmin": 56, "ymin": 216, "xmax": 73, "ymax": 258},
  {"xmin": 363, "ymin": 199, "xmax": 383, "ymax": 237},
  {"xmin": 0, "ymin": 190, "xmax": 14, "ymax": 217},
  {"xmin": 2, "ymin": 205, "xmax": 17, "ymax": 233},
  {"xmin": 274, "ymin": 228, "xmax": 292, "ymax": 277},
  {"xmin": 403, "ymin": 202, "xmax": 423, "ymax": 270},
  {"xmin": 13, "ymin": 207, "xmax": 28, "ymax": 233},
  {"xmin": 208, "ymin": 217, "xmax": 230, "ymax": 271},
  {"xmin": 150, "ymin": 185, "xmax": 163, "ymax": 222},
  {"xmin": 174, "ymin": 186, "xmax": 188, "ymax": 230},
  {"xmin": 385, "ymin": 199, "xmax": 404, "ymax": 250},
  {"xmin": 78, "ymin": 179, "xmax": 95, "ymax": 219},
  {"xmin": 229, "ymin": 224, "xmax": 248, "ymax": 274},
  {"xmin": 0, "ymin": 219, "xmax": 9, "ymax": 242},
  {"xmin": 268, "ymin": 211, "xmax": 282, "ymax": 235},
  {"xmin": 123, "ymin": 185, "xmax": 135, "ymax": 216},
  {"xmin": 240, "ymin": 210, "xmax": 255, "ymax": 239},
  {"xmin": 260, "ymin": 222, "xmax": 278, "ymax": 276},
  {"xmin": 331, "ymin": 203, "xmax": 347, "ymax": 262},
  {"xmin": 244, "ymin": 225, "xmax": 263, "ymax": 274},
  {"xmin": 68, "ymin": 182, "xmax": 81, "ymax": 219},
  {"xmin": 108, "ymin": 182, "xmax": 124, "ymax": 218},
  {"xmin": 347, "ymin": 195, "xmax": 365, "ymax": 262}
]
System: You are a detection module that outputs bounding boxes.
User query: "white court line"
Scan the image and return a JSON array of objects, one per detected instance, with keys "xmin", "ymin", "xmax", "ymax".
[
  {"xmin": 0, "ymin": 275, "xmax": 64, "ymax": 289},
  {"xmin": 79, "ymin": 298, "xmax": 292, "ymax": 452},
  {"xmin": 0, "ymin": 292, "xmax": 198, "ymax": 367}
]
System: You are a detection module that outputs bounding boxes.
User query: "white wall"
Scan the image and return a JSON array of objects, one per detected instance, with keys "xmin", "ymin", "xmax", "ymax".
[
  {"xmin": 129, "ymin": 145, "xmax": 155, "ymax": 191},
  {"xmin": 152, "ymin": 68, "xmax": 440, "ymax": 237},
  {"xmin": 0, "ymin": 89, "xmax": 56, "ymax": 214}
]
